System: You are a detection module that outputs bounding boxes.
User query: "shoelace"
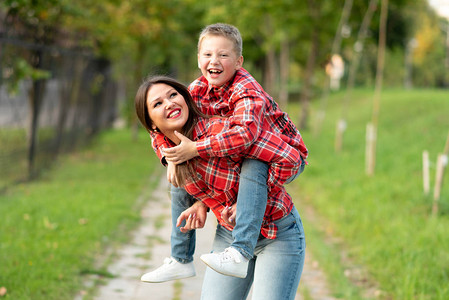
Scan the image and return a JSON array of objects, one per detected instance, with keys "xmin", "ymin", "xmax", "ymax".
[
  {"xmin": 163, "ymin": 257, "xmax": 175, "ymax": 265},
  {"xmin": 221, "ymin": 248, "xmax": 241, "ymax": 263}
]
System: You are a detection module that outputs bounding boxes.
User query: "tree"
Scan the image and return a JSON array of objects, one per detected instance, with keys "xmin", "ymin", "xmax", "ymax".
[
  {"xmin": 1, "ymin": 0, "xmax": 69, "ymax": 177},
  {"xmin": 366, "ymin": 0, "xmax": 388, "ymax": 176}
]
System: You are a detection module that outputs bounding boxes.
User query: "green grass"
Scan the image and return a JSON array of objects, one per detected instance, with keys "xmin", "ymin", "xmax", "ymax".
[
  {"xmin": 0, "ymin": 128, "xmax": 28, "ymax": 188},
  {"xmin": 288, "ymin": 88, "xmax": 449, "ymax": 299},
  {"xmin": 0, "ymin": 129, "xmax": 160, "ymax": 300}
]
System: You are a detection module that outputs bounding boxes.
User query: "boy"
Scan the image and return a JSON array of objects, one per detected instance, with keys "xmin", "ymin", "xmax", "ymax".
[{"xmin": 141, "ymin": 23, "xmax": 307, "ymax": 282}]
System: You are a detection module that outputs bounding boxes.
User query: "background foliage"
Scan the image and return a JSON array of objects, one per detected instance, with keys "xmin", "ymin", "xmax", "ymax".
[{"xmin": 2, "ymin": 0, "xmax": 447, "ymax": 111}]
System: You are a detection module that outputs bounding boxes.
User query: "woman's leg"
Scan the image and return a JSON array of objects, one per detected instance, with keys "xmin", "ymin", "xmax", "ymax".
[
  {"xmin": 251, "ymin": 206, "xmax": 306, "ymax": 300},
  {"xmin": 140, "ymin": 185, "xmax": 197, "ymax": 282},
  {"xmin": 170, "ymin": 185, "xmax": 196, "ymax": 262},
  {"xmin": 201, "ymin": 225, "xmax": 255, "ymax": 300}
]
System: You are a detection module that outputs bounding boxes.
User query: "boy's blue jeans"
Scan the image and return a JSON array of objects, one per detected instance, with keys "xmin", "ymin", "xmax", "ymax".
[{"xmin": 170, "ymin": 159, "xmax": 269, "ymax": 262}]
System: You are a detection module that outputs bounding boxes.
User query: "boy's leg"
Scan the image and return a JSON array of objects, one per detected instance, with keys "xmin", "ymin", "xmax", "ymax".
[
  {"xmin": 201, "ymin": 225, "xmax": 254, "ymax": 300},
  {"xmin": 232, "ymin": 158, "xmax": 268, "ymax": 259},
  {"xmin": 285, "ymin": 157, "xmax": 306, "ymax": 184},
  {"xmin": 141, "ymin": 185, "xmax": 196, "ymax": 283},
  {"xmin": 201, "ymin": 158, "xmax": 268, "ymax": 278}
]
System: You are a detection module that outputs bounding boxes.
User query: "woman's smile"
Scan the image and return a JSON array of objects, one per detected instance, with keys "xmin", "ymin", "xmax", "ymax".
[{"xmin": 167, "ymin": 108, "xmax": 182, "ymax": 119}]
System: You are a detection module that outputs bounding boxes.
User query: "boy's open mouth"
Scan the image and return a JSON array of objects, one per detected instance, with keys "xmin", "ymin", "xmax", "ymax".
[{"xmin": 208, "ymin": 69, "xmax": 222, "ymax": 75}]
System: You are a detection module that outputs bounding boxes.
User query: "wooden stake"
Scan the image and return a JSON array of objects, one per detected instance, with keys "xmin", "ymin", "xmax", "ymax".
[
  {"xmin": 432, "ymin": 154, "xmax": 446, "ymax": 215},
  {"xmin": 335, "ymin": 119, "xmax": 347, "ymax": 152},
  {"xmin": 366, "ymin": 123, "xmax": 377, "ymax": 175},
  {"xmin": 423, "ymin": 150, "xmax": 430, "ymax": 195},
  {"xmin": 443, "ymin": 131, "xmax": 449, "ymax": 155}
]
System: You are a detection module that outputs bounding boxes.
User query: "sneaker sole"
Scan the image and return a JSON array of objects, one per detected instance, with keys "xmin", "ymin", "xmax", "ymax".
[{"xmin": 141, "ymin": 273, "xmax": 196, "ymax": 283}]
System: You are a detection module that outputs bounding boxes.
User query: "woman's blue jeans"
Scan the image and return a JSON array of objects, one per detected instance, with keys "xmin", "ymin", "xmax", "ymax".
[
  {"xmin": 201, "ymin": 206, "xmax": 306, "ymax": 300},
  {"xmin": 170, "ymin": 159, "xmax": 269, "ymax": 262},
  {"xmin": 170, "ymin": 185, "xmax": 197, "ymax": 263}
]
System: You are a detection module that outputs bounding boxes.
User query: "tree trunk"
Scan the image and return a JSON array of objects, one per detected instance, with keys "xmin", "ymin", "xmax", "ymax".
[
  {"xmin": 131, "ymin": 41, "xmax": 145, "ymax": 140},
  {"xmin": 27, "ymin": 50, "xmax": 46, "ymax": 179},
  {"xmin": 366, "ymin": 0, "xmax": 388, "ymax": 176},
  {"xmin": 55, "ymin": 56, "xmax": 86, "ymax": 153},
  {"xmin": 446, "ymin": 24, "xmax": 449, "ymax": 86},
  {"xmin": 279, "ymin": 36, "xmax": 289, "ymax": 109},
  {"xmin": 315, "ymin": 0, "xmax": 354, "ymax": 136},
  {"xmin": 336, "ymin": 0, "xmax": 377, "ymax": 152},
  {"xmin": 299, "ymin": 27, "xmax": 319, "ymax": 130},
  {"xmin": 264, "ymin": 44, "xmax": 277, "ymax": 96}
]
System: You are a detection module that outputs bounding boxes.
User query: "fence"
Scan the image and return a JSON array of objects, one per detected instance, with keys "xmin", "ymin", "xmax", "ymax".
[{"xmin": 0, "ymin": 35, "xmax": 119, "ymax": 191}]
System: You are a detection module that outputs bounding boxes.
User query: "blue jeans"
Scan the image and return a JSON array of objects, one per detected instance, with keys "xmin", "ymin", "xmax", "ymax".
[
  {"xmin": 170, "ymin": 186, "xmax": 196, "ymax": 263},
  {"xmin": 285, "ymin": 157, "xmax": 306, "ymax": 184},
  {"xmin": 232, "ymin": 159, "xmax": 268, "ymax": 259},
  {"xmin": 170, "ymin": 159, "xmax": 269, "ymax": 262},
  {"xmin": 201, "ymin": 206, "xmax": 306, "ymax": 300}
]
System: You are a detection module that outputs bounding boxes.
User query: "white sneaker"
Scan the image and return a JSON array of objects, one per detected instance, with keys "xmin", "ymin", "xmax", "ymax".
[
  {"xmin": 200, "ymin": 247, "xmax": 249, "ymax": 278},
  {"xmin": 140, "ymin": 257, "xmax": 196, "ymax": 283}
]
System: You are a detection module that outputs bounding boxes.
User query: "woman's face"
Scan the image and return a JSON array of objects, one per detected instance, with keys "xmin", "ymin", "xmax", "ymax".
[{"xmin": 146, "ymin": 83, "xmax": 189, "ymax": 139}]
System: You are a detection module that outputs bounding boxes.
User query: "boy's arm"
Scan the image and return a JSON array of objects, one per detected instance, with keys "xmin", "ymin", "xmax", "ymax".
[
  {"xmin": 163, "ymin": 93, "xmax": 266, "ymax": 164},
  {"xmin": 196, "ymin": 92, "xmax": 266, "ymax": 158}
]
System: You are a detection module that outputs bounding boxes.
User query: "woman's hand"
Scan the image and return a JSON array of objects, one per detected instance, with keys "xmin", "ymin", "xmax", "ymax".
[
  {"xmin": 176, "ymin": 201, "xmax": 208, "ymax": 233},
  {"xmin": 221, "ymin": 204, "xmax": 237, "ymax": 227},
  {"xmin": 162, "ymin": 131, "xmax": 199, "ymax": 165}
]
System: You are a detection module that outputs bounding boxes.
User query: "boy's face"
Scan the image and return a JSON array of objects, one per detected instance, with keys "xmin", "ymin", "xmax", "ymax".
[{"xmin": 198, "ymin": 35, "xmax": 243, "ymax": 87}]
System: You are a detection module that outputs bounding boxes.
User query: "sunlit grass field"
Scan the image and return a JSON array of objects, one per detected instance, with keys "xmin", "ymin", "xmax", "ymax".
[
  {"xmin": 288, "ymin": 89, "xmax": 449, "ymax": 299},
  {"xmin": 0, "ymin": 130, "xmax": 159, "ymax": 299}
]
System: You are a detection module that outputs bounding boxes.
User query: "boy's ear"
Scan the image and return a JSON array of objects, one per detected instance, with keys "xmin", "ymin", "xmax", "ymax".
[
  {"xmin": 235, "ymin": 56, "xmax": 244, "ymax": 70},
  {"xmin": 197, "ymin": 54, "xmax": 201, "ymax": 69}
]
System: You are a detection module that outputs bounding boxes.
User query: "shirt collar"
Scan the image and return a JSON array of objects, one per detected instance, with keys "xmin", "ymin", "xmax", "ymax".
[{"xmin": 206, "ymin": 70, "xmax": 238, "ymax": 96}]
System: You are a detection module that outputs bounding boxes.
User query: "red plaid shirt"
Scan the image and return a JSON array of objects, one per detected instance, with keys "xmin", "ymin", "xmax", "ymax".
[
  {"xmin": 151, "ymin": 68, "xmax": 308, "ymax": 163},
  {"xmin": 162, "ymin": 116, "xmax": 302, "ymax": 239},
  {"xmin": 150, "ymin": 68, "xmax": 309, "ymax": 238}
]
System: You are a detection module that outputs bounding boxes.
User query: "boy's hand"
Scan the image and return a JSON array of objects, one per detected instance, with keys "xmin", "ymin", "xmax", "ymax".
[
  {"xmin": 166, "ymin": 161, "xmax": 178, "ymax": 187},
  {"xmin": 176, "ymin": 201, "xmax": 208, "ymax": 233},
  {"xmin": 221, "ymin": 204, "xmax": 237, "ymax": 227},
  {"xmin": 162, "ymin": 131, "xmax": 199, "ymax": 165}
]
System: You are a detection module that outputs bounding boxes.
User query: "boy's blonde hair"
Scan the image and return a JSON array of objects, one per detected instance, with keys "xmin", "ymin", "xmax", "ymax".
[{"xmin": 197, "ymin": 23, "xmax": 243, "ymax": 57}]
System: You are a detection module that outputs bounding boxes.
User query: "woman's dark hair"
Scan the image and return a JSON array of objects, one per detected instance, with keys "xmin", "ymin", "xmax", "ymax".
[{"xmin": 135, "ymin": 75, "xmax": 208, "ymax": 186}]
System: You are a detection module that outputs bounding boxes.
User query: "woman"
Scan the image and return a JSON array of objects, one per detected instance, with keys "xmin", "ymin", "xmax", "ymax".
[{"xmin": 135, "ymin": 76, "xmax": 306, "ymax": 299}]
